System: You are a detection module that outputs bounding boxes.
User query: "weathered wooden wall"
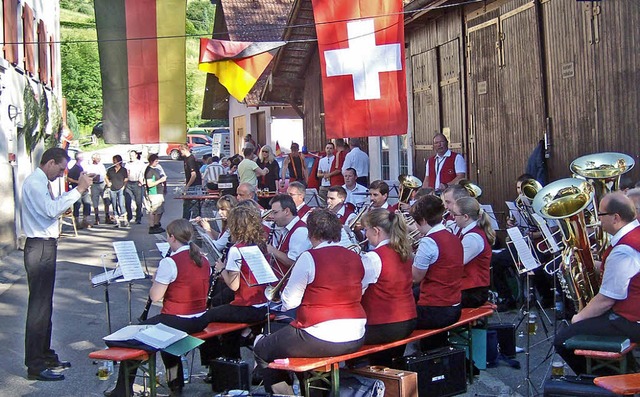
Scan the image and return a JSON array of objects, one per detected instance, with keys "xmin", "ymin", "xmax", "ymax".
[{"xmin": 302, "ymin": 50, "xmax": 326, "ymax": 152}]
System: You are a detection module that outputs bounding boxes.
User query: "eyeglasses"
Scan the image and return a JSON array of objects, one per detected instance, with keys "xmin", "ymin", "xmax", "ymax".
[
  {"xmin": 261, "ymin": 150, "xmax": 268, "ymax": 153},
  {"xmin": 452, "ymin": 212, "xmax": 465, "ymax": 217},
  {"xmin": 597, "ymin": 212, "xmax": 613, "ymax": 217}
]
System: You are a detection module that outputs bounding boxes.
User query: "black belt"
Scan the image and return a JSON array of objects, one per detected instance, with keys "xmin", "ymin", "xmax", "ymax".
[{"xmin": 27, "ymin": 237, "xmax": 58, "ymax": 241}]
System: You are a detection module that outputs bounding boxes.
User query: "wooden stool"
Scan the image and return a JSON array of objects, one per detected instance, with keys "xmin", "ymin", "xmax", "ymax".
[
  {"xmin": 594, "ymin": 373, "xmax": 640, "ymax": 395},
  {"xmin": 59, "ymin": 209, "xmax": 78, "ymax": 237},
  {"xmin": 574, "ymin": 343, "xmax": 637, "ymax": 375}
]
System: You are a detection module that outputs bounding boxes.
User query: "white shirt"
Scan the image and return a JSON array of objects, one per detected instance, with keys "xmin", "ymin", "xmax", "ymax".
[
  {"xmin": 84, "ymin": 161, "xmax": 107, "ymax": 183},
  {"xmin": 203, "ymin": 162, "xmax": 225, "ymax": 185},
  {"xmin": 599, "ymin": 220, "xmax": 640, "ymax": 301},
  {"xmin": 125, "ymin": 159, "xmax": 146, "ymax": 184},
  {"xmin": 343, "ymin": 183, "xmax": 368, "ymax": 206},
  {"xmin": 22, "ymin": 168, "xmax": 81, "ymax": 238},
  {"xmin": 460, "ymin": 220, "xmax": 485, "ymax": 265},
  {"xmin": 276, "ymin": 216, "xmax": 312, "ymax": 261},
  {"xmin": 425, "ymin": 150, "xmax": 466, "ymax": 188},
  {"xmin": 212, "ymin": 229, "xmax": 230, "ymax": 252},
  {"xmin": 281, "ymin": 241, "xmax": 366, "ymax": 342},
  {"xmin": 318, "ymin": 155, "xmax": 334, "ymax": 187},
  {"xmin": 361, "ymin": 240, "xmax": 389, "ymax": 292},
  {"xmin": 225, "ymin": 245, "xmax": 268, "ymax": 308},
  {"xmin": 342, "ymin": 147, "xmax": 369, "ymax": 178},
  {"xmin": 413, "ymin": 223, "xmax": 446, "ymax": 272}
]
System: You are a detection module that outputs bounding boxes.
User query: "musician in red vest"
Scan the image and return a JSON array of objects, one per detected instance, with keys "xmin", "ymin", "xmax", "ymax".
[
  {"xmin": 287, "ymin": 181, "xmax": 312, "ymax": 223},
  {"xmin": 266, "ymin": 194, "xmax": 312, "ymax": 274},
  {"xmin": 554, "ymin": 192, "xmax": 640, "ymax": 375},
  {"xmin": 326, "ymin": 186, "xmax": 356, "ymax": 225},
  {"xmin": 105, "ymin": 219, "xmax": 210, "ymax": 397},
  {"xmin": 254, "ymin": 209, "xmax": 366, "ymax": 393},
  {"xmin": 369, "ymin": 180, "xmax": 398, "ymax": 212},
  {"xmin": 280, "ymin": 142, "xmax": 307, "ymax": 186},
  {"xmin": 361, "ymin": 209, "xmax": 417, "ymax": 366},
  {"xmin": 423, "ymin": 134, "xmax": 466, "ymax": 192},
  {"xmin": 199, "ymin": 206, "xmax": 270, "ymax": 366},
  {"xmin": 451, "ymin": 197, "xmax": 495, "ymax": 308},
  {"xmin": 410, "ymin": 195, "xmax": 464, "ymax": 350}
]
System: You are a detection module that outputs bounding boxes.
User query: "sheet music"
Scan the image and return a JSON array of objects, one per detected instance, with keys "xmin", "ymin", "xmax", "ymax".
[
  {"xmin": 238, "ymin": 246, "xmax": 278, "ymax": 285},
  {"xmin": 155, "ymin": 242, "xmax": 171, "ymax": 257},
  {"xmin": 91, "ymin": 266, "xmax": 123, "ymax": 287},
  {"xmin": 113, "ymin": 241, "xmax": 146, "ymax": 281},
  {"xmin": 505, "ymin": 201, "xmax": 526, "ymax": 228},
  {"xmin": 506, "ymin": 227, "xmax": 541, "ymax": 272},
  {"xmin": 531, "ymin": 214, "xmax": 562, "ymax": 253},
  {"xmin": 480, "ymin": 205, "xmax": 500, "ymax": 231}
]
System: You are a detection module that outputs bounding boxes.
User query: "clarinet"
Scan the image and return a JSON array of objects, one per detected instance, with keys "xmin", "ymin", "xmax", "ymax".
[
  {"xmin": 206, "ymin": 244, "xmax": 228, "ymax": 307},
  {"xmin": 138, "ymin": 246, "xmax": 171, "ymax": 323}
]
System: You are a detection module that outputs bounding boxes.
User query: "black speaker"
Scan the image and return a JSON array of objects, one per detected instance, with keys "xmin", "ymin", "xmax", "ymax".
[
  {"xmin": 392, "ymin": 346, "xmax": 467, "ymax": 397},
  {"xmin": 488, "ymin": 323, "xmax": 516, "ymax": 358},
  {"xmin": 543, "ymin": 375, "xmax": 623, "ymax": 396},
  {"xmin": 208, "ymin": 357, "xmax": 250, "ymax": 393}
]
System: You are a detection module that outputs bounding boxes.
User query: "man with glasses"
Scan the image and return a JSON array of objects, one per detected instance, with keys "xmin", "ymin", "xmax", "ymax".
[
  {"xmin": 423, "ymin": 134, "xmax": 466, "ymax": 192},
  {"xmin": 287, "ymin": 181, "xmax": 312, "ymax": 223},
  {"xmin": 267, "ymin": 195, "xmax": 312, "ymax": 272},
  {"xmin": 554, "ymin": 192, "xmax": 640, "ymax": 376}
]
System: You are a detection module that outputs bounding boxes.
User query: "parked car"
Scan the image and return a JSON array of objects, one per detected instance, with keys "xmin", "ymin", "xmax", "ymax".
[
  {"xmin": 92, "ymin": 122, "xmax": 104, "ymax": 138},
  {"xmin": 166, "ymin": 134, "xmax": 212, "ymax": 160}
]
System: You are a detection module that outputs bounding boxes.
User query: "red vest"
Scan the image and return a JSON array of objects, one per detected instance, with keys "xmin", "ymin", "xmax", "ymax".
[
  {"xmin": 230, "ymin": 243, "xmax": 268, "ymax": 307},
  {"xmin": 337, "ymin": 203, "xmax": 356, "ymax": 225},
  {"xmin": 162, "ymin": 250, "xmax": 210, "ymax": 315},
  {"xmin": 297, "ymin": 204, "xmax": 312, "ymax": 221},
  {"xmin": 330, "ymin": 150, "xmax": 346, "ymax": 186},
  {"xmin": 292, "ymin": 246, "xmax": 366, "ymax": 328},
  {"xmin": 418, "ymin": 230, "xmax": 463, "ymax": 306},
  {"xmin": 361, "ymin": 245, "xmax": 417, "ymax": 325},
  {"xmin": 601, "ymin": 226, "xmax": 640, "ymax": 322},
  {"xmin": 274, "ymin": 219, "xmax": 307, "ymax": 272},
  {"xmin": 460, "ymin": 226, "xmax": 492, "ymax": 290},
  {"xmin": 427, "ymin": 152, "xmax": 459, "ymax": 188}
]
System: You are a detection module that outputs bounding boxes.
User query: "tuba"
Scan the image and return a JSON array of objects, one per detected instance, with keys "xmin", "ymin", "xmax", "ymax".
[
  {"xmin": 398, "ymin": 175, "xmax": 422, "ymax": 204},
  {"xmin": 515, "ymin": 178, "xmax": 542, "ymax": 229},
  {"xmin": 532, "ymin": 178, "xmax": 599, "ymax": 312},
  {"xmin": 459, "ymin": 179, "xmax": 482, "ymax": 198}
]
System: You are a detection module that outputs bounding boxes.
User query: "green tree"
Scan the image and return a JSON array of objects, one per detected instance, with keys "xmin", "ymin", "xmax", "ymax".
[{"xmin": 186, "ymin": 1, "xmax": 215, "ymax": 35}]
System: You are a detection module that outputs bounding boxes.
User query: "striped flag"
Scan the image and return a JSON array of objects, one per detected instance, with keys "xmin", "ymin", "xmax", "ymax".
[
  {"xmin": 198, "ymin": 38, "xmax": 285, "ymax": 102},
  {"xmin": 95, "ymin": 0, "xmax": 186, "ymax": 144},
  {"xmin": 275, "ymin": 141, "xmax": 282, "ymax": 156}
]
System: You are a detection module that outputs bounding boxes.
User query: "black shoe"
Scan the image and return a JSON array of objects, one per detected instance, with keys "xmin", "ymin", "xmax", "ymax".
[
  {"xmin": 27, "ymin": 368, "xmax": 65, "ymax": 381},
  {"xmin": 149, "ymin": 226, "xmax": 164, "ymax": 234},
  {"xmin": 47, "ymin": 360, "xmax": 71, "ymax": 371},
  {"xmin": 135, "ymin": 219, "xmax": 142, "ymax": 224}
]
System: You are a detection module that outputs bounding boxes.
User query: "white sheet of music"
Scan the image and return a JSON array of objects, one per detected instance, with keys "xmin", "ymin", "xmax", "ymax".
[
  {"xmin": 480, "ymin": 204, "xmax": 500, "ymax": 231},
  {"xmin": 238, "ymin": 246, "xmax": 278, "ymax": 285},
  {"xmin": 113, "ymin": 241, "xmax": 146, "ymax": 281},
  {"xmin": 505, "ymin": 201, "xmax": 526, "ymax": 228},
  {"xmin": 506, "ymin": 227, "xmax": 540, "ymax": 272},
  {"xmin": 531, "ymin": 213, "xmax": 562, "ymax": 253},
  {"xmin": 155, "ymin": 242, "xmax": 171, "ymax": 257}
]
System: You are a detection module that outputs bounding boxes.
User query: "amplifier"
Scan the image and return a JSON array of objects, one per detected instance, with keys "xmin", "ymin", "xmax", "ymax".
[
  {"xmin": 209, "ymin": 357, "xmax": 250, "ymax": 393},
  {"xmin": 350, "ymin": 366, "xmax": 417, "ymax": 397},
  {"xmin": 392, "ymin": 347, "xmax": 466, "ymax": 397},
  {"xmin": 543, "ymin": 375, "xmax": 623, "ymax": 396},
  {"xmin": 488, "ymin": 323, "xmax": 516, "ymax": 358}
]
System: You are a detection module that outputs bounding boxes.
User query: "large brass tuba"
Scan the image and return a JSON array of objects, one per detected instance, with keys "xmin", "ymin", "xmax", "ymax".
[
  {"xmin": 515, "ymin": 178, "xmax": 542, "ymax": 229},
  {"xmin": 532, "ymin": 178, "xmax": 599, "ymax": 312},
  {"xmin": 398, "ymin": 175, "xmax": 423, "ymax": 204}
]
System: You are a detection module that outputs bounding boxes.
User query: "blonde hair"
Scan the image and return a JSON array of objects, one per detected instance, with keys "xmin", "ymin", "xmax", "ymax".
[
  {"xmin": 260, "ymin": 145, "xmax": 276, "ymax": 163},
  {"xmin": 362, "ymin": 209, "xmax": 412, "ymax": 262},
  {"xmin": 455, "ymin": 197, "xmax": 495, "ymax": 245},
  {"xmin": 227, "ymin": 206, "xmax": 266, "ymax": 247}
]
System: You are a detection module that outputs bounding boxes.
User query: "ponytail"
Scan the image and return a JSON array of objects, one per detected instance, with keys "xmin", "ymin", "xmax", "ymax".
[
  {"xmin": 388, "ymin": 212, "xmax": 413, "ymax": 262},
  {"xmin": 188, "ymin": 241, "xmax": 204, "ymax": 267},
  {"xmin": 456, "ymin": 197, "xmax": 495, "ymax": 245},
  {"xmin": 477, "ymin": 210, "xmax": 496, "ymax": 245}
]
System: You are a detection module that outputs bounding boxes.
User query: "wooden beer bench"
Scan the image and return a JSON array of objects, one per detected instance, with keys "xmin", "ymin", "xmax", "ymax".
[
  {"xmin": 268, "ymin": 305, "xmax": 495, "ymax": 396},
  {"xmin": 594, "ymin": 373, "xmax": 640, "ymax": 395}
]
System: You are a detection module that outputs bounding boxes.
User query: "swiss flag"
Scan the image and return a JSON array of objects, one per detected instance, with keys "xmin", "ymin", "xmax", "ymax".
[{"xmin": 312, "ymin": 0, "xmax": 408, "ymax": 139}]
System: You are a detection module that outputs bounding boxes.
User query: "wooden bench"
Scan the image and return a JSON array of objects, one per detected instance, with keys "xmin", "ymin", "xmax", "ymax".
[
  {"xmin": 574, "ymin": 343, "xmax": 638, "ymax": 375},
  {"xmin": 594, "ymin": 373, "xmax": 640, "ymax": 395},
  {"xmin": 268, "ymin": 306, "xmax": 495, "ymax": 396}
]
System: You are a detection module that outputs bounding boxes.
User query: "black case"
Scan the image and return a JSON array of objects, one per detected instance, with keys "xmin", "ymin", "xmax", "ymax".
[
  {"xmin": 209, "ymin": 357, "xmax": 250, "ymax": 393},
  {"xmin": 543, "ymin": 375, "xmax": 623, "ymax": 396},
  {"xmin": 488, "ymin": 323, "xmax": 516, "ymax": 358},
  {"xmin": 392, "ymin": 346, "xmax": 467, "ymax": 397}
]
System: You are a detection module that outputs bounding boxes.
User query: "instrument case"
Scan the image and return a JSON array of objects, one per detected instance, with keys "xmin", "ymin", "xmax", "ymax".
[
  {"xmin": 208, "ymin": 357, "xmax": 250, "ymax": 393},
  {"xmin": 488, "ymin": 323, "xmax": 517, "ymax": 358},
  {"xmin": 392, "ymin": 346, "xmax": 467, "ymax": 397},
  {"xmin": 543, "ymin": 375, "xmax": 623, "ymax": 396},
  {"xmin": 350, "ymin": 366, "xmax": 417, "ymax": 397}
]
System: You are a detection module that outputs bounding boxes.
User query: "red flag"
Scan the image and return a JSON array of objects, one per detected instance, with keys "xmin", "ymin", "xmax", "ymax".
[{"xmin": 312, "ymin": 0, "xmax": 407, "ymax": 139}]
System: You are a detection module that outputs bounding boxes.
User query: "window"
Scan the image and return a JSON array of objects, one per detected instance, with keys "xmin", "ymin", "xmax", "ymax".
[
  {"xmin": 381, "ymin": 136, "xmax": 390, "ymax": 180},
  {"xmin": 399, "ymin": 134, "xmax": 408, "ymax": 176}
]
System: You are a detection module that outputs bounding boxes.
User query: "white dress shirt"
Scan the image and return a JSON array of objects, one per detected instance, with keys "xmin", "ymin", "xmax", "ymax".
[
  {"xmin": 125, "ymin": 159, "xmax": 146, "ymax": 184},
  {"xmin": 281, "ymin": 241, "xmax": 366, "ymax": 342},
  {"xmin": 343, "ymin": 183, "xmax": 368, "ymax": 206},
  {"xmin": 318, "ymin": 155, "xmax": 334, "ymax": 187},
  {"xmin": 22, "ymin": 168, "xmax": 81, "ymax": 238},
  {"xmin": 460, "ymin": 220, "xmax": 485, "ymax": 265},
  {"xmin": 276, "ymin": 216, "xmax": 312, "ymax": 261},
  {"xmin": 600, "ymin": 220, "xmax": 640, "ymax": 301},
  {"xmin": 84, "ymin": 161, "xmax": 107, "ymax": 183},
  {"xmin": 342, "ymin": 147, "xmax": 369, "ymax": 178},
  {"xmin": 425, "ymin": 150, "xmax": 466, "ymax": 188}
]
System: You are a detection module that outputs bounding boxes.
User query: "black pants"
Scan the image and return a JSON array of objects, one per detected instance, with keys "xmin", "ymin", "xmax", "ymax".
[
  {"xmin": 461, "ymin": 286, "xmax": 490, "ymax": 308},
  {"xmin": 554, "ymin": 310, "xmax": 640, "ymax": 376},
  {"xmin": 254, "ymin": 325, "xmax": 365, "ymax": 393},
  {"xmin": 111, "ymin": 313, "xmax": 209, "ymax": 396},
  {"xmin": 416, "ymin": 305, "xmax": 461, "ymax": 351},
  {"xmin": 24, "ymin": 237, "xmax": 59, "ymax": 374},
  {"xmin": 73, "ymin": 191, "xmax": 92, "ymax": 218},
  {"xmin": 363, "ymin": 318, "xmax": 417, "ymax": 366},
  {"xmin": 124, "ymin": 182, "xmax": 144, "ymax": 222}
]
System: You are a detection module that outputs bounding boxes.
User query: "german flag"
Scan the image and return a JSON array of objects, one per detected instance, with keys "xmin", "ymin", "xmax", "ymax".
[
  {"xmin": 198, "ymin": 38, "xmax": 285, "ymax": 102},
  {"xmin": 95, "ymin": 0, "xmax": 186, "ymax": 144}
]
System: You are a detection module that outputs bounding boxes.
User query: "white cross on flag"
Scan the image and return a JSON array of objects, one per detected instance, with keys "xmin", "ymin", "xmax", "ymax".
[{"xmin": 312, "ymin": 0, "xmax": 408, "ymax": 139}]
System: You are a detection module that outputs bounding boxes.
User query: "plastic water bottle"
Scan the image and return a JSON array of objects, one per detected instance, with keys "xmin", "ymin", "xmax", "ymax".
[
  {"xmin": 181, "ymin": 355, "xmax": 189, "ymax": 383},
  {"xmin": 292, "ymin": 377, "xmax": 300, "ymax": 395}
]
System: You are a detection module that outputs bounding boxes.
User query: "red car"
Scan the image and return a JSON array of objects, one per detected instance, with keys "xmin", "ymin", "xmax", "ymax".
[{"xmin": 166, "ymin": 134, "xmax": 212, "ymax": 160}]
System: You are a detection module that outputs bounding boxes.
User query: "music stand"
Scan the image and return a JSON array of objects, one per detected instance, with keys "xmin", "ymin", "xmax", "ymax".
[{"xmin": 91, "ymin": 254, "xmax": 122, "ymax": 334}]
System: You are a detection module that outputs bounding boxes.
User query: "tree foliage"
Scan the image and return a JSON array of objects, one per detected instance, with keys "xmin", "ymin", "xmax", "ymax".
[{"xmin": 186, "ymin": 1, "xmax": 215, "ymax": 35}]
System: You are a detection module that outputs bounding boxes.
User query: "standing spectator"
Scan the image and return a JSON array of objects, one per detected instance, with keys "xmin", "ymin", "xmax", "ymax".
[
  {"xmin": 84, "ymin": 153, "xmax": 107, "ymax": 225},
  {"xmin": 330, "ymin": 138, "xmax": 348, "ymax": 187},
  {"xmin": 342, "ymin": 168, "xmax": 368, "ymax": 207},
  {"xmin": 202, "ymin": 155, "xmax": 225, "ymax": 190},
  {"xmin": 317, "ymin": 142, "xmax": 335, "ymax": 201},
  {"xmin": 124, "ymin": 150, "xmax": 146, "ymax": 224},
  {"xmin": 280, "ymin": 142, "xmax": 307, "ymax": 187},
  {"xmin": 145, "ymin": 154, "xmax": 167, "ymax": 234},
  {"xmin": 22, "ymin": 148, "xmax": 93, "ymax": 381},
  {"xmin": 244, "ymin": 133, "xmax": 259, "ymax": 155},
  {"xmin": 342, "ymin": 138, "xmax": 369, "ymax": 187},
  {"xmin": 105, "ymin": 155, "xmax": 128, "ymax": 226},
  {"xmin": 237, "ymin": 146, "xmax": 269, "ymax": 190},
  {"xmin": 66, "ymin": 152, "xmax": 92, "ymax": 229},
  {"xmin": 179, "ymin": 144, "xmax": 203, "ymax": 219},
  {"xmin": 256, "ymin": 145, "xmax": 280, "ymax": 208},
  {"xmin": 423, "ymin": 133, "xmax": 466, "ymax": 191}
]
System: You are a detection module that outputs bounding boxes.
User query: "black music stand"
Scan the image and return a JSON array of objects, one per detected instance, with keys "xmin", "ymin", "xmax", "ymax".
[{"xmin": 91, "ymin": 254, "xmax": 122, "ymax": 334}]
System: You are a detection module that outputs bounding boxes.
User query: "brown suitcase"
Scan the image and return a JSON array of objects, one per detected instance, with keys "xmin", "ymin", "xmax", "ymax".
[{"xmin": 351, "ymin": 366, "xmax": 418, "ymax": 397}]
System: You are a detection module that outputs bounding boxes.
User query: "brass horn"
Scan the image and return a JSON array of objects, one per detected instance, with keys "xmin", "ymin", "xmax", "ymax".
[
  {"xmin": 398, "ymin": 175, "xmax": 422, "ymax": 204},
  {"xmin": 459, "ymin": 179, "xmax": 482, "ymax": 198},
  {"xmin": 515, "ymin": 178, "xmax": 542, "ymax": 229}
]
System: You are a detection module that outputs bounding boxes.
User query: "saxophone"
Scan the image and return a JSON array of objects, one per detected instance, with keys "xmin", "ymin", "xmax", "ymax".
[{"xmin": 532, "ymin": 178, "xmax": 599, "ymax": 312}]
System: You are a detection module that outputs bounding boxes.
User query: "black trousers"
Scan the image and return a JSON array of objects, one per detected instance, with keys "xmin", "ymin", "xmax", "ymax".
[
  {"xmin": 111, "ymin": 313, "xmax": 209, "ymax": 396},
  {"xmin": 363, "ymin": 318, "xmax": 417, "ymax": 367},
  {"xmin": 461, "ymin": 286, "xmax": 490, "ymax": 308},
  {"xmin": 24, "ymin": 237, "xmax": 59, "ymax": 373},
  {"xmin": 416, "ymin": 305, "xmax": 461, "ymax": 351},
  {"xmin": 254, "ymin": 325, "xmax": 365, "ymax": 393},
  {"xmin": 124, "ymin": 182, "xmax": 144, "ymax": 222},
  {"xmin": 554, "ymin": 310, "xmax": 640, "ymax": 376}
]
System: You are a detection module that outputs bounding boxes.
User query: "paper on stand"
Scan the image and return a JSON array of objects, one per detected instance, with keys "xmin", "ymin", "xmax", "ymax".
[
  {"xmin": 239, "ymin": 246, "xmax": 278, "ymax": 285},
  {"xmin": 506, "ymin": 227, "xmax": 541, "ymax": 273},
  {"xmin": 113, "ymin": 241, "xmax": 146, "ymax": 281},
  {"xmin": 480, "ymin": 205, "xmax": 500, "ymax": 231}
]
